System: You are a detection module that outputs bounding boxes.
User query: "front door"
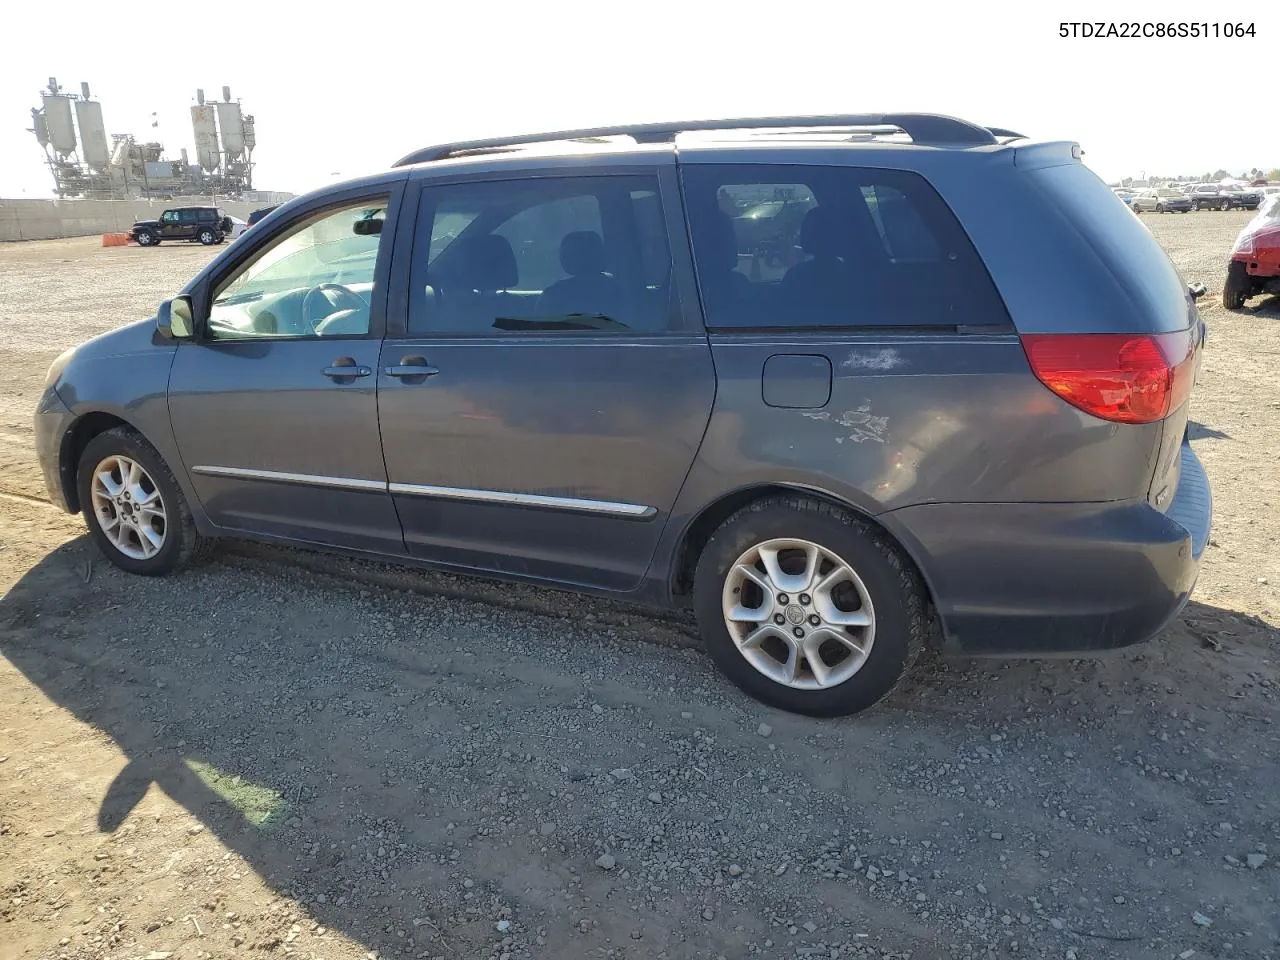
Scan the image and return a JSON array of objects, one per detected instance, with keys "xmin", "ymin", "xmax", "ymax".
[
  {"xmin": 377, "ymin": 170, "xmax": 715, "ymax": 591},
  {"xmin": 159, "ymin": 210, "xmax": 186, "ymax": 240},
  {"xmin": 168, "ymin": 188, "xmax": 406, "ymax": 552}
]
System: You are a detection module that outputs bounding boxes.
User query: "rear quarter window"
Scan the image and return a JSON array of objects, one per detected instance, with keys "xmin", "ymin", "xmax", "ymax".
[
  {"xmin": 681, "ymin": 164, "xmax": 1010, "ymax": 330},
  {"xmin": 1028, "ymin": 163, "xmax": 1189, "ymax": 333}
]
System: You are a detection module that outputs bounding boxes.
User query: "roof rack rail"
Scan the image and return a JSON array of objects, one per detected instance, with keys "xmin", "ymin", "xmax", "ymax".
[{"xmin": 393, "ymin": 113, "xmax": 1002, "ymax": 167}]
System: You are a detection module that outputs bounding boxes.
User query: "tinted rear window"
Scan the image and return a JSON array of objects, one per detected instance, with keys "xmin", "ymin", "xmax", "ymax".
[
  {"xmin": 682, "ymin": 164, "xmax": 1010, "ymax": 330},
  {"xmin": 409, "ymin": 175, "xmax": 677, "ymax": 335},
  {"xmin": 1028, "ymin": 163, "xmax": 1189, "ymax": 333}
]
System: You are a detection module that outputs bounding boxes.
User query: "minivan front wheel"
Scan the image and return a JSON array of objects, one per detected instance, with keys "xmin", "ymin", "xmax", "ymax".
[
  {"xmin": 77, "ymin": 426, "xmax": 207, "ymax": 575},
  {"xmin": 692, "ymin": 496, "xmax": 928, "ymax": 717}
]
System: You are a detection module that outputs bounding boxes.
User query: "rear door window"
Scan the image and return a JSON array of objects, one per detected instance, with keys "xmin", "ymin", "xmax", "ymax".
[
  {"xmin": 409, "ymin": 175, "xmax": 676, "ymax": 335},
  {"xmin": 681, "ymin": 164, "xmax": 1010, "ymax": 329}
]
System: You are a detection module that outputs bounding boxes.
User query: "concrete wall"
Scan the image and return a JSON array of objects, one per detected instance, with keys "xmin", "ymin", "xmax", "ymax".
[{"xmin": 0, "ymin": 197, "xmax": 271, "ymax": 242}]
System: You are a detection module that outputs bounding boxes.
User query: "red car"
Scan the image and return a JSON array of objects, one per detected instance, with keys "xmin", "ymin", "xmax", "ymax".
[{"xmin": 1224, "ymin": 196, "xmax": 1280, "ymax": 308}]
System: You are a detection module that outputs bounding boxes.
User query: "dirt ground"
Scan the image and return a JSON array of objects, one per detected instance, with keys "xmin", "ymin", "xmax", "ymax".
[{"xmin": 1, "ymin": 213, "xmax": 1278, "ymax": 960}]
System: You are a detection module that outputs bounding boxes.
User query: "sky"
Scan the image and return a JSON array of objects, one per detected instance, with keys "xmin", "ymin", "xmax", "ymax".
[{"xmin": 1, "ymin": 0, "xmax": 1275, "ymax": 198}]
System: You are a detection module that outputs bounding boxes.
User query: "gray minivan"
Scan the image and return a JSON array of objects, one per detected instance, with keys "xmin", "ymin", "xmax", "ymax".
[{"xmin": 35, "ymin": 114, "xmax": 1212, "ymax": 716}]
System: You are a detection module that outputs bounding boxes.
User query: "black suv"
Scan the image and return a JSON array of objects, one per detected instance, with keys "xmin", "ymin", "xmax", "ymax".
[
  {"xmin": 245, "ymin": 205, "xmax": 280, "ymax": 228},
  {"xmin": 130, "ymin": 207, "xmax": 233, "ymax": 247}
]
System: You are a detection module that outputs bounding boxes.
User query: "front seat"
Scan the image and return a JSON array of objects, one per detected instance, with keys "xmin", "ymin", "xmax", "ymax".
[
  {"xmin": 780, "ymin": 207, "xmax": 854, "ymax": 322},
  {"xmin": 535, "ymin": 231, "xmax": 623, "ymax": 321},
  {"xmin": 698, "ymin": 210, "xmax": 751, "ymax": 320},
  {"xmin": 435, "ymin": 234, "xmax": 519, "ymax": 333}
]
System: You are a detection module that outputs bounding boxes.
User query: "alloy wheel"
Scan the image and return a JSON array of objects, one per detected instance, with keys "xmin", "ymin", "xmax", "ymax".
[
  {"xmin": 721, "ymin": 537, "xmax": 875, "ymax": 690},
  {"xmin": 90, "ymin": 455, "xmax": 167, "ymax": 560}
]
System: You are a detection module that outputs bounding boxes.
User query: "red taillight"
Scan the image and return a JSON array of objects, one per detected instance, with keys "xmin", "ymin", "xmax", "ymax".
[{"xmin": 1021, "ymin": 331, "xmax": 1195, "ymax": 424}]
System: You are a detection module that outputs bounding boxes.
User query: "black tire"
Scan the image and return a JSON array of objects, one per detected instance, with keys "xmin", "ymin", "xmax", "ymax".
[
  {"xmin": 77, "ymin": 426, "xmax": 208, "ymax": 576},
  {"xmin": 1191, "ymin": 201, "xmax": 1201, "ymax": 212},
  {"xmin": 1219, "ymin": 199, "xmax": 1231, "ymax": 212},
  {"xmin": 198, "ymin": 227, "xmax": 218, "ymax": 245},
  {"xmin": 691, "ymin": 496, "xmax": 930, "ymax": 717},
  {"xmin": 1156, "ymin": 203, "xmax": 1165, "ymax": 213},
  {"xmin": 1223, "ymin": 261, "xmax": 1250, "ymax": 310},
  {"xmin": 135, "ymin": 231, "xmax": 157, "ymax": 247}
]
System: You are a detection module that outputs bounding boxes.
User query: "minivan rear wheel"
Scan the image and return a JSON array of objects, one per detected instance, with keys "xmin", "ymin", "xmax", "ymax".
[
  {"xmin": 692, "ymin": 496, "xmax": 928, "ymax": 717},
  {"xmin": 77, "ymin": 426, "xmax": 207, "ymax": 575}
]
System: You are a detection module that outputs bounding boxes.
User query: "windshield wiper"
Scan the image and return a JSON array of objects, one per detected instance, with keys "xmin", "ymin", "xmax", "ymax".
[{"xmin": 492, "ymin": 314, "xmax": 629, "ymax": 332}]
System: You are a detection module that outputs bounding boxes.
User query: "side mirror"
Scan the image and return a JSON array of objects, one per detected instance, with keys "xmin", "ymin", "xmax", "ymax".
[
  {"xmin": 1188, "ymin": 282, "xmax": 1207, "ymax": 301},
  {"xmin": 156, "ymin": 295, "xmax": 195, "ymax": 340}
]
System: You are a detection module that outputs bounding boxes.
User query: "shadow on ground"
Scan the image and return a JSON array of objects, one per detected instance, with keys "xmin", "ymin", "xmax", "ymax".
[
  {"xmin": 1187, "ymin": 420, "xmax": 1231, "ymax": 441},
  {"xmin": 1235, "ymin": 293, "xmax": 1280, "ymax": 318},
  {"xmin": 2, "ymin": 537, "xmax": 1278, "ymax": 959}
]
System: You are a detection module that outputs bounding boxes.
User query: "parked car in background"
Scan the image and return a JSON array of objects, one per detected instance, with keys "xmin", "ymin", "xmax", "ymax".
[
  {"xmin": 1111, "ymin": 187, "xmax": 1136, "ymax": 206},
  {"xmin": 245, "ymin": 205, "xmax": 280, "ymax": 229},
  {"xmin": 225, "ymin": 216, "xmax": 249, "ymax": 241},
  {"xmin": 1224, "ymin": 195, "xmax": 1280, "ymax": 308},
  {"xmin": 1187, "ymin": 183, "xmax": 1260, "ymax": 211},
  {"xmin": 1132, "ymin": 188, "xmax": 1192, "ymax": 213},
  {"xmin": 130, "ymin": 207, "xmax": 233, "ymax": 247},
  {"xmin": 1188, "ymin": 184, "xmax": 1229, "ymax": 210},
  {"xmin": 1218, "ymin": 184, "xmax": 1262, "ymax": 210},
  {"xmin": 35, "ymin": 113, "xmax": 1212, "ymax": 717}
]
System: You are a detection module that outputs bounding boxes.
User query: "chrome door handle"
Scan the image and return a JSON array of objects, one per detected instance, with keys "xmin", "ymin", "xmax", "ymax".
[
  {"xmin": 384, "ymin": 356, "xmax": 439, "ymax": 379},
  {"xmin": 384, "ymin": 365, "xmax": 440, "ymax": 377},
  {"xmin": 323, "ymin": 362, "xmax": 372, "ymax": 381}
]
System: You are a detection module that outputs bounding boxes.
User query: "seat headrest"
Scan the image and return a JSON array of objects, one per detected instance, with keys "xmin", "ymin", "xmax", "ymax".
[
  {"xmin": 799, "ymin": 207, "xmax": 842, "ymax": 257},
  {"xmin": 560, "ymin": 231, "xmax": 606, "ymax": 276},
  {"xmin": 702, "ymin": 211, "xmax": 740, "ymax": 273},
  {"xmin": 450, "ymin": 234, "xmax": 518, "ymax": 290}
]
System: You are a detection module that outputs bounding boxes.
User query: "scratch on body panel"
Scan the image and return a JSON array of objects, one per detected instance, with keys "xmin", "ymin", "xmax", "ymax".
[
  {"xmin": 802, "ymin": 405, "xmax": 889, "ymax": 444},
  {"xmin": 840, "ymin": 349, "xmax": 903, "ymax": 371}
]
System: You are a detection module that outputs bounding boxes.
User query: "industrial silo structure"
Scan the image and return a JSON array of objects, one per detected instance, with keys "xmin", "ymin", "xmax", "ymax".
[
  {"xmin": 27, "ymin": 75, "xmax": 263, "ymax": 199},
  {"xmin": 73, "ymin": 83, "xmax": 111, "ymax": 173},
  {"xmin": 41, "ymin": 81, "xmax": 77, "ymax": 157},
  {"xmin": 191, "ymin": 89, "xmax": 220, "ymax": 172}
]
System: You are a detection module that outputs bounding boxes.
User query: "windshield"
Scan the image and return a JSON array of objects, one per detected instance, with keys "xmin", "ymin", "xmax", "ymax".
[
  {"xmin": 1246, "ymin": 195, "xmax": 1280, "ymax": 226},
  {"xmin": 426, "ymin": 208, "xmax": 481, "ymax": 264},
  {"xmin": 739, "ymin": 201, "xmax": 786, "ymax": 220}
]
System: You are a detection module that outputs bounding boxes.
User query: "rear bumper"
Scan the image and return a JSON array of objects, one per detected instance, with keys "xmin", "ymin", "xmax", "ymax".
[{"xmin": 884, "ymin": 442, "xmax": 1212, "ymax": 655}]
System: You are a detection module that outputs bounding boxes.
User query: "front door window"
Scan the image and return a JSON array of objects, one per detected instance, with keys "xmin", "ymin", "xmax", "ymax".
[{"xmin": 207, "ymin": 199, "xmax": 389, "ymax": 339}]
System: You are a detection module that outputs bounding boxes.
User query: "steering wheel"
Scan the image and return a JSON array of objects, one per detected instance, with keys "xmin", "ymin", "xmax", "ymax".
[{"xmin": 302, "ymin": 283, "xmax": 366, "ymax": 332}]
